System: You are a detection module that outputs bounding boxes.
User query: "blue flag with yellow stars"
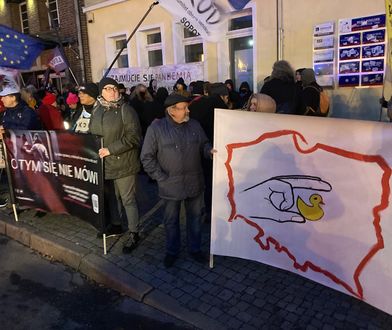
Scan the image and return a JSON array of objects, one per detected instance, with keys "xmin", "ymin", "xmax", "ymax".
[{"xmin": 0, "ymin": 24, "xmax": 49, "ymax": 70}]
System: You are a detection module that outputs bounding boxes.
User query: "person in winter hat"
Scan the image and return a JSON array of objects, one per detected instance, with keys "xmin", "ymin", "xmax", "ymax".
[
  {"xmin": 72, "ymin": 82, "xmax": 99, "ymax": 133},
  {"xmin": 89, "ymin": 76, "xmax": 142, "ymax": 253}
]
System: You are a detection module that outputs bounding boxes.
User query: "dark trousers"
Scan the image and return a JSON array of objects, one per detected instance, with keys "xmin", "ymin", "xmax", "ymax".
[
  {"xmin": 163, "ymin": 193, "xmax": 203, "ymax": 256},
  {"xmin": 105, "ymin": 175, "xmax": 139, "ymax": 232}
]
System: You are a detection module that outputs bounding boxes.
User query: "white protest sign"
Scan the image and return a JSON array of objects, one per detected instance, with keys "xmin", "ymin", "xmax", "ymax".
[{"xmin": 211, "ymin": 109, "xmax": 392, "ymax": 315}]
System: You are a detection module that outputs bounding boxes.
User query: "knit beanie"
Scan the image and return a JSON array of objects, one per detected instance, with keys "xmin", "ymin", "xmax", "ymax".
[
  {"xmin": 99, "ymin": 77, "xmax": 119, "ymax": 93},
  {"xmin": 42, "ymin": 92, "xmax": 57, "ymax": 106},
  {"xmin": 78, "ymin": 83, "xmax": 99, "ymax": 99},
  {"xmin": 66, "ymin": 92, "xmax": 79, "ymax": 105}
]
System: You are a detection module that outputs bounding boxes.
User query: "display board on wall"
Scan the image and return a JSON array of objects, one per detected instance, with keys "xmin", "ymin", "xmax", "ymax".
[
  {"xmin": 338, "ymin": 14, "xmax": 386, "ymax": 87},
  {"xmin": 313, "ymin": 22, "xmax": 335, "ymax": 87}
]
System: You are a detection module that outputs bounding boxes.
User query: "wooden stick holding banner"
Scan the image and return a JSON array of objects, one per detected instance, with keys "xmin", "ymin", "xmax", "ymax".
[{"xmin": 2, "ymin": 137, "xmax": 18, "ymax": 222}]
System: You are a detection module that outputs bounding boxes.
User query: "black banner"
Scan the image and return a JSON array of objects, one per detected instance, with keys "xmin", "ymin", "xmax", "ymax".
[{"xmin": 4, "ymin": 130, "xmax": 104, "ymax": 231}]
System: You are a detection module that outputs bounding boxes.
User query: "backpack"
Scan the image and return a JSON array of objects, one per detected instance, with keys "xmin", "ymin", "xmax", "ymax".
[{"xmin": 304, "ymin": 86, "xmax": 330, "ymax": 117}]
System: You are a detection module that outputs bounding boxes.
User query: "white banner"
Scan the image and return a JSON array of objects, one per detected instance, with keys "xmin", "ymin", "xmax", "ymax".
[
  {"xmin": 158, "ymin": 0, "xmax": 251, "ymax": 42},
  {"xmin": 105, "ymin": 63, "xmax": 204, "ymax": 92},
  {"xmin": 211, "ymin": 109, "xmax": 392, "ymax": 315}
]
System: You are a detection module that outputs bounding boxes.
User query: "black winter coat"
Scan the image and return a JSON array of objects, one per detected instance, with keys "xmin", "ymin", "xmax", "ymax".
[
  {"xmin": 141, "ymin": 115, "xmax": 211, "ymax": 200},
  {"xmin": 260, "ymin": 78, "xmax": 300, "ymax": 114}
]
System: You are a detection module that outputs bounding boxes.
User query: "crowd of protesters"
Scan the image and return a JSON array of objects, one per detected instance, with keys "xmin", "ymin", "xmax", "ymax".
[{"xmin": 0, "ymin": 59, "xmax": 340, "ymax": 267}]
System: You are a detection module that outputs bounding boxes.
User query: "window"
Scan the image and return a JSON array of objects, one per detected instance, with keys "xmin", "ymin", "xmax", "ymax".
[
  {"xmin": 19, "ymin": 2, "xmax": 29, "ymax": 34},
  {"xmin": 114, "ymin": 37, "xmax": 128, "ymax": 68},
  {"xmin": 229, "ymin": 15, "xmax": 252, "ymax": 31},
  {"xmin": 183, "ymin": 28, "xmax": 203, "ymax": 63},
  {"xmin": 146, "ymin": 29, "xmax": 162, "ymax": 66},
  {"xmin": 46, "ymin": 0, "xmax": 60, "ymax": 29},
  {"xmin": 147, "ymin": 32, "xmax": 161, "ymax": 44},
  {"xmin": 105, "ymin": 33, "xmax": 130, "ymax": 69},
  {"xmin": 185, "ymin": 43, "xmax": 203, "ymax": 63},
  {"xmin": 227, "ymin": 10, "xmax": 254, "ymax": 89}
]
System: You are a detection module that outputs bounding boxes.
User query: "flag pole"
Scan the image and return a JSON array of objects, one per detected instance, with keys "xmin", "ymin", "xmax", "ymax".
[{"xmin": 104, "ymin": 1, "xmax": 159, "ymax": 78}]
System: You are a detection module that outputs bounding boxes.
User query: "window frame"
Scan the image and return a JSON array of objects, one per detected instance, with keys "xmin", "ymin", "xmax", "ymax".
[
  {"xmin": 225, "ymin": 8, "xmax": 255, "ymax": 90},
  {"xmin": 46, "ymin": 0, "xmax": 60, "ymax": 29},
  {"xmin": 19, "ymin": 2, "xmax": 29, "ymax": 34},
  {"xmin": 105, "ymin": 32, "xmax": 130, "ymax": 69},
  {"xmin": 136, "ymin": 25, "xmax": 165, "ymax": 67}
]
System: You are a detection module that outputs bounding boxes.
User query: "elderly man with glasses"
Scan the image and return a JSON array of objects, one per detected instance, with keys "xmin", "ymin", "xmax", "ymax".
[
  {"xmin": 141, "ymin": 93, "xmax": 213, "ymax": 268},
  {"xmin": 89, "ymin": 77, "xmax": 142, "ymax": 252}
]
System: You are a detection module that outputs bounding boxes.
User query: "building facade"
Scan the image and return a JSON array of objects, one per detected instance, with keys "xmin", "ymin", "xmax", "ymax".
[
  {"xmin": 86, "ymin": 1, "xmax": 386, "ymax": 120},
  {"xmin": 0, "ymin": 0, "xmax": 93, "ymax": 88}
]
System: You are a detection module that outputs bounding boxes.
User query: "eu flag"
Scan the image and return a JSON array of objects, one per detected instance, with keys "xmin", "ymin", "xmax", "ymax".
[{"xmin": 0, "ymin": 24, "xmax": 51, "ymax": 70}]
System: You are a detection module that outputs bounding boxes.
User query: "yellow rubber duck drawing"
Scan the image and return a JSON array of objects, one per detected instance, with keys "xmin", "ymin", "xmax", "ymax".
[{"xmin": 296, "ymin": 194, "xmax": 325, "ymax": 221}]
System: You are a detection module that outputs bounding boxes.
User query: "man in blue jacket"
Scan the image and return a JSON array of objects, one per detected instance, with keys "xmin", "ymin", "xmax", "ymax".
[
  {"xmin": 0, "ymin": 82, "xmax": 41, "ymax": 208},
  {"xmin": 141, "ymin": 93, "xmax": 213, "ymax": 268}
]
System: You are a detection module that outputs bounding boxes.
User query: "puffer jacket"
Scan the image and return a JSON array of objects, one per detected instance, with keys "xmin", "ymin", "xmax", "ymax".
[
  {"xmin": 141, "ymin": 114, "xmax": 211, "ymax": 200},
  {"xmin": 89, "ymin": 98, "xmax": 141, "ymax": 180},
  {"xmin": 2, "ymin": 101, "xmax": 41, "ymax": 130}
]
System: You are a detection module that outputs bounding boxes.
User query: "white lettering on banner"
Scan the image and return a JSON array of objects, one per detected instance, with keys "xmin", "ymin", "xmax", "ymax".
[
  {"xmin": 49, "ymin": 55, "xmax": 65, "ymax": 66},
  {"xmin": 9, "ymin": 158, "xmax": 99, "ymax": 185}
]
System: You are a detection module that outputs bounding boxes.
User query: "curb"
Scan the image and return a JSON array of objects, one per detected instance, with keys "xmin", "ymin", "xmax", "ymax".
[{"xmin": 0, "ymin": 215, "xmax": 222, "ymax": 330}]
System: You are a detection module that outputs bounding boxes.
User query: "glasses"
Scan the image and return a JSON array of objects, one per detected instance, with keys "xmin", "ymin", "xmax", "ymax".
[{"xmin": 103, "ymin": 86, "xmax": 119, "ymax": 92}]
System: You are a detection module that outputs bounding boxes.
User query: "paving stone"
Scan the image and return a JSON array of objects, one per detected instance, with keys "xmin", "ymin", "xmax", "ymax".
[
  {"xmin": 279, "ymin": 320, "xmax": 293, "ymax": 329},
  {"xmin": 188, "ymin": 288, "xmax": 202, "ymax": 298},
  {"xmin": 182, "ymin": 284, "xmax": 196, "ymax": 294},
  {"xmin": 207, "ymin": 306, "xmax": 223, "ymax": 319},
  {"xmin": 227, "ymin": 306, "xmax": 239, "ymax": 317},
  {"xmin": 285, "ymin": 312, "xmax": 298, "ymax": 323},
  {"xmin": 236, "ymin": 301, "xmax": 250, "ymax": 312},
  {"xmin": 178, "ymin": 293, "xmax": 193, "ymax": 305},
  {"xmin": 252, "ymin": 298, "xmax": 265, "ymax": 309},
  {"xmin": 170, "ymin": 288, "xmax": 184, "ymax": 299},
  {"xmin": 245, "ymin": 287, "xmax": 256, "ymax": 295},
  {"xmin": 149, "ymin": 277, "xmax": 164, "ymax": 288},
  {"xmin": 239, "ymin": 324, "xmax": 257, "ymax": 330},
  {"xmin": 227, "ymin": 317, "xmax": 243, "ymax": 330},
  {"xmin": 237, "ymin": 311, "xmax": 252, "ymax": 323},
  {"xmin": 217, "ymin": 312, "xmax": 231, "ymax": 324},
  {"xmin": 218, "ymin": 289, "xmax": 234, "ymax": 301},
  {"xmin": 204, "ymin": 272, "xmax": 219, "ymax": 282},
  {"xmin": 197, "ymin": 302, "xmax": 212, "ymax": 314}
]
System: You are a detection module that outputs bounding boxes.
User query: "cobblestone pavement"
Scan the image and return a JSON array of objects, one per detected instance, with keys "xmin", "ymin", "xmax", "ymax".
[{"xmin": 2, "ymin": 174, "xmax": 392, "ymax": 329}]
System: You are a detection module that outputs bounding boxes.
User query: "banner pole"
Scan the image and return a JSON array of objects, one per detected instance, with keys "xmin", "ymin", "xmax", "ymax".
[
  {"xmin": 1, "ymin": 136, "xmax": 17, "ymax": 222},
  {"xmin": 99, "ymin": 137, "xmax": 107, "ymax": 254},
  {"xmin": 12, "ymin": 204, "xmax": 18, "ymax": 222},
  {"xmin": 104, "ymin": 1, "xmax": 159, "ymax": 78},
  {"xmin": 209, "ymin": 254, "xmax": 214, "ymax": 268}
]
